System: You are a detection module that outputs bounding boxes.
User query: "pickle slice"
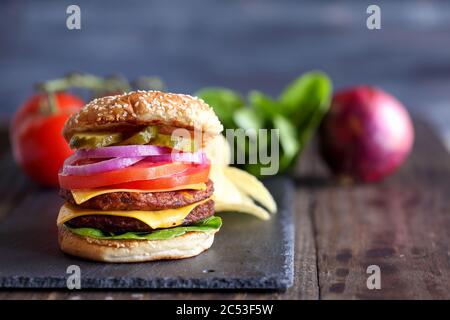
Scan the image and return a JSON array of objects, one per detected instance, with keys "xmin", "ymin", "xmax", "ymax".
[
  {"xmin": 69, "ymin": 132, "xmax": 123, "ymax": 149},
  {"xmin": 119, "ymin": 126, "xmax": 158, "ymax": 145},
  {"xmin": 151, "ymin": 134, "xmax": 197, "ymax": 152}
]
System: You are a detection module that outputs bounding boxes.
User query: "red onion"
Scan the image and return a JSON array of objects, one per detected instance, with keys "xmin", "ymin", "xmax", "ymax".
[
  {"xmin": 319, "ymin": 86, "xmax": 414, "ymax": 182},
  {"xmin": 146, "ymin": 152, "xmax": 208, "ymax": 164},
  {"xmin": 71, "ymin": 145, "xmax": 172, "ymax": 160},
  {"xmin": 62, "ymin": 144, "xmax": 208, "ymax": 176},
  {"xmin": 62, "ymin": 157, "xmax": 144, "ymax": 176}
]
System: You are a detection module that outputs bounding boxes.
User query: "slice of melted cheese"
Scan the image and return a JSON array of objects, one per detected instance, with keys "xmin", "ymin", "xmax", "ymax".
[
  {"xmin": 71, "ymin": 183, "xmax": 207, "ymax": 205},
  {"xmin": 57, "ymin": 197, "xmax": 211, "ymax": 230}
]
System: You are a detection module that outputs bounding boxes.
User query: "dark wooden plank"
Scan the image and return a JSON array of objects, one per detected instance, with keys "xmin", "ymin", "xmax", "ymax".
[
  {"xmin": 0, "ymin": 127, "xmax": 36, "ymax": 222},
  {"xmin": 309, "ymin": 120, "xmax": 450, "ymax": 299}
]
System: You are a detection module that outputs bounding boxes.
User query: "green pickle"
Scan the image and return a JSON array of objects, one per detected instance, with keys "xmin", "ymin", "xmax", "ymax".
[
  {"xmin": 69, "ymin": 132, "xmax": 123, "ymax": 149},
  {"xmin": 119, "ymin": 126, "xmax": 157, "ymax": 145},
  {"xmin": 69, "ymin": 126, "xmax": 198, "ymax": 151},
  {"xmin": 151, "ymin": 134, "xmax": 197, "ymax": 152}
]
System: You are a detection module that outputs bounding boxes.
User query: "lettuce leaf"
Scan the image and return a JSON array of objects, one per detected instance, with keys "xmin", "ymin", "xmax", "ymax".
[{"xmin": 67, "ymin": 216, "xmax": 222, "ymax": 241}]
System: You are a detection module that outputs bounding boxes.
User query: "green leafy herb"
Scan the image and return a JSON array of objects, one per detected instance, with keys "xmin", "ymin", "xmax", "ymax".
[
  {"xmin": 233, "ymin": 108, "xmax": 264, "ymax": 131},
  {"xmin": 196, "ymin": 71, "xmax": 332, "ymax": 176},
  {"xmin": 196, "ymin": 88, "xmax": 245, "ymax": 129},
  {"xmin": 273, "ymin": 114, "xmax": 300, "ymax": 171},
  {"xmin": 67, "ymin": 216, "xmax": 222, "ymax": 241},
  {"xmin": 248, "ymin": 90, "xmax": 280, "ymax": 119}
]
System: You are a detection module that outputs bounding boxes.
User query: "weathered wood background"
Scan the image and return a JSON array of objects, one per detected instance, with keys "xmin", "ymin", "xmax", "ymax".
[
  {"xmin": 1, "ymin": 0, "xmax": 450, "ymax": 299},
  {"xmin": 1, "ymin": 0, "xmax": 450, "ymax": 146}
]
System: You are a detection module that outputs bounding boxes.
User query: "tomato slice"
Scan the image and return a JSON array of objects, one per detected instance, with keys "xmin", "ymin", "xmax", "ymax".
[
  {"xmin": 59, "ymin": 161, "xmax": 191, "ymax": 189},
  {"xmin": 108, "ymin": 163, "xmax": 210, "ymax": 190}
]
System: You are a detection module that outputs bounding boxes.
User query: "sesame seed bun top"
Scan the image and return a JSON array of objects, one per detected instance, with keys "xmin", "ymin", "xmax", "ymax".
[{"xmin": 62, "ymin": 90, "xmax": 223, "ymax": 143}]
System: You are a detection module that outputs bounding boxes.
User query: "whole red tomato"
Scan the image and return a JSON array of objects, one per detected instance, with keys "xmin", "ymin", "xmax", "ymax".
[{"xmin": 10, "ymin": 92, "xmax": 84, "ymax": 187}]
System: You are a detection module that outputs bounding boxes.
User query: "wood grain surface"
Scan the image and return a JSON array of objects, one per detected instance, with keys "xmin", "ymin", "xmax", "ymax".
[
  {"xmin": 2, "ymin": 0, "xmax": 450, "ymax": 144},
  {"xmin": 313, "ymin": 121, "xmax": 450, "ymax": 299},
  {"xmin": 1, "ymin": 119, "xmax": 449, "ymax": 299}
]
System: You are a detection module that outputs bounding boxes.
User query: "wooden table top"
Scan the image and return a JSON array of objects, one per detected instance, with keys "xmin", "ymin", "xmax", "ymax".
[{"xmin": 0, "ymin": 119, "xmax": 449, "ymax": 300}]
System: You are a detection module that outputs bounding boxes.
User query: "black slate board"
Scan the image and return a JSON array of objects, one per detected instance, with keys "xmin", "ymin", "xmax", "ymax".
[{"xmin": 0, "ymin": 177, "xmax": 294, "ymax": 290}]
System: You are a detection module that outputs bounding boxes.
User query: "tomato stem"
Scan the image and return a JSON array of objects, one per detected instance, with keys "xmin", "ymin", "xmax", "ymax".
[
  {"xmin": 132, "ymin": 76, "xmax": 165, "ymax": 91},
  {"xmin": 35, "ymin": 73, "xmax": 165, "ymax": 98},
  {"xmin": 47, "ymin": 92, "xmax": 58, "ymax": 114},
  {"xmin": 35, "ymin": 73, "xmax": 132, "ymax": 95},
  {"xmin": 37, "ymin": 92, "xmax": 58, "ymax": 115}
]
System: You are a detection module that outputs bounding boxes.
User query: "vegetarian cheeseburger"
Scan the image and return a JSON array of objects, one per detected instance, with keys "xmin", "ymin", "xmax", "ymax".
[{"xmin": 57, "ymin": 90, "xmax": 223, "ymax": 262}]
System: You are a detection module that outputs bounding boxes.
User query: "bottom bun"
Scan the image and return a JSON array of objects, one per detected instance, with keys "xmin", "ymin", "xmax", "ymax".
[{"xmin": 58, "ymin": 225, "xmax": 216, "ymax": 263}]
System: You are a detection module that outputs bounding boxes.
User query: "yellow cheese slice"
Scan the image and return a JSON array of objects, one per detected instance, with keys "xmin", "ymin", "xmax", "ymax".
[
  {"xmin": 57, "ymin": 197, "xmax": 211, "ymax": 229},
  {"xmin": 71, "ymin": 183, "xmax": 207, "ymax": 205}
]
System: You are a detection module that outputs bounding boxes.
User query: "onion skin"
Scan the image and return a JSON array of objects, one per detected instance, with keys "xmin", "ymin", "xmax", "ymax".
[
  {"xmin": 69, "ymin": 145, "xmax": 172, "ymax": 159},
  {"xmin": 62, "ymin": 156, "xmax": 144, "ymax": 176},
  {"xmin": 61, "ymin": 145, "xmax": 208, "ymax": 177},
  {"xmin": 318, "ymin": 86, "xmax": 414, "ymax": 182}
]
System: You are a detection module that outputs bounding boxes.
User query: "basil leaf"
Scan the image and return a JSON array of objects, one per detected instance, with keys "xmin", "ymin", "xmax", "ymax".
[
  {"xmin": 295, "ymin": 73, "xmax": 332, "ymax": 153},
  {"xmin": 233, "ymin": 108, "xmax": 264, "ymax": 131},
  {"xmin": 296, "ymin": 73, "xmax": 332, "ymax": 129},
  {"xmin": 68, "ymin": 216, "xmax": 222, "ymax": 241},
  {"xmin": 195, "ymin": 88, "xmax": 244, "ymax": 128},
  {"xmin": 278, "ymin": 71, "xmax": 331, "ymax": 120},
  {"xmin": 195, "ymin": 71, "xmax": 333, "ymax": 175},
  {"xmin": 278, "ymin": 71, "xmax": 332, "ymax": 159},
  {"xmin": 248, "ymin": 90, "xmax": 280, "ymax": 118},
  {"xmin": 273, "ymin": 114, "xmax": 300, "ymax": 170}
]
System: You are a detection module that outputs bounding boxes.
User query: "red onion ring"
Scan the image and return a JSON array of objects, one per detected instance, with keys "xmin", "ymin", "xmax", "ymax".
[
  {"xmin": 71, "ymin": 145, "xmax": 173, "ymax": 160},
  {"xmin": 146, "ymin": 152, "xmax": 208, "ymax": 164},
  {"xmin": 62, "ymin": 145, "xmax": 208, "ymax": 177},
  {"xmin": 62, "ymin": 156, "xmax": 144, "ymax": 176}
]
